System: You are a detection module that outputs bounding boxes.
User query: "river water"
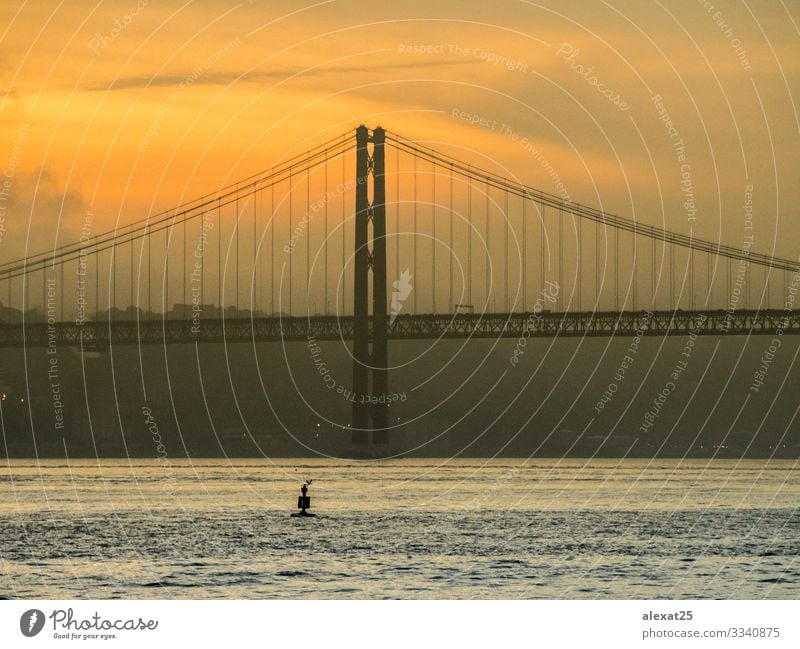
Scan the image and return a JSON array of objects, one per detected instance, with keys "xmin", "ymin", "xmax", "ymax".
[{"xmin": 0, "ymin": 458, "xmax": 797, "ymax": 598}]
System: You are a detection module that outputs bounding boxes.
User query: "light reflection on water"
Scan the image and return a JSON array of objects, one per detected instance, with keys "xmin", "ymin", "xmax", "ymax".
[{"xmin": 0, "ymin": 459, "xmax": 798, "ymax": 598}]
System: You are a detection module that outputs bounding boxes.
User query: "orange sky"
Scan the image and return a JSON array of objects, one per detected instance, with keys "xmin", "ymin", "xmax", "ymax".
[{"xmin": 1, "ymin": 0, "xmax": 798, "ymax": 266}]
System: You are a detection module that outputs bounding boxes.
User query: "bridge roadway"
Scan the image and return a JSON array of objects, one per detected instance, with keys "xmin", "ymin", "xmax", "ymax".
[{"xmin": 1, "ymin": 309, "xmax": 798, "ymax": 348}]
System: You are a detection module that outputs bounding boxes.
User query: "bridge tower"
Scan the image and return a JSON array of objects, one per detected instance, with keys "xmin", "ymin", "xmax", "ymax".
[{"xmin": 351, "ymin": 125, "xmax": 388, "ymax": 445}]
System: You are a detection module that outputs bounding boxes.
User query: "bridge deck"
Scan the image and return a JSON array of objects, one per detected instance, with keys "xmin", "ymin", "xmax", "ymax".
[{"xmin": 0, "ymin": 310, "xmax": 797, "ymax": 348}]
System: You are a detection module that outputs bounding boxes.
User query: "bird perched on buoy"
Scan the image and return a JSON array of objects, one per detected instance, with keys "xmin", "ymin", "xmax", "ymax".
[{"xmin": 291, "ymin": 480, "xmax": 317, "ymax": 517}]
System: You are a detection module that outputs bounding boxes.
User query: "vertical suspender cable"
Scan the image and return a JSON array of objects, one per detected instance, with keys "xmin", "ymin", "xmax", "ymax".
[
  {"xmin": 130, "ymin": 235, "xmax": 134, "ymax": 317},
  {"xmin": 782, "ymin": 269, "xmax": 786, "ymax": 307},
  {"xmin": 148, "ymin": 226, "xmax": 151, "ymax": 319},
  {"xmin": 467, "ymin": 176, "xmax": 472, "ymax": 307},
  {"xmin": 522, "ymin": 195, "xmax": 526, "ymax": 312},
  {"xmin": 670, "ymin": 244, "xmax": 675, "ymax": 309},
  {"xmin": 560, "ymin": 207, "xmax": 564, "ymax": 311},
  {"xmin": 236, "ymin": 197, "xmax": 240, "ymax": 314},
  {"xmin": 182, "ymin": 218, "xmax": 186, "ymax": 317},
  {"xmin": 746, "ymin": 261, "xmax": 750, "ymax": 310},
  {"xmin": 95, "ymin": 249, "xmax": 99, "ymax": 321},
  {"xmin": 613, "ymin": 224, "xmax": 618, "ymax": 311},
  {"xmin": 541, "ymin": 204, "xmax": 546, "ymax": 301},
  {"xmin": 324, "ymin": 150, "xmax": 328, "ymax": 315},
  {"xmin": 288, "ymin": 169, "xmax": 292, "ymax": 316},
  {"xmin": 485, "ymin": 180, "xmax": 490, "ymax": 309},
  {"xmin": 165, "ymin": 224, "xmax": 170, "ymax": 317},
  {"xmin": 652, "ymin": 237, "xmax": 656, "ymax": 309},
  {"xmin": 218, "ymin": 198, "xmax": 222, "ymax": 313},
  {"xmin": 632, "ymin": 232, "xmax": 636, "ymax": 312},
  {"xmin": 577, "ymin": 213, "xmax": 582, "ymax": 312},
  {"xmin": 200, "ymin": 209, "xmax": 204, "ymax": 311},
  {"xmin": 726, "ymin": 256, "xmax": 731, "ymax": 309},
  {"xmin": 342, "ymin": 147, "xmax": 346, "ymax": 313},
  {"xmin": 271, "ymin": 186, "xmax": 275, "ymax": 314},
  {"xmin": 595, "ymin": 219, "xmax": 599, "ymax": 308},
  {"xmin": 503, "ymin": 190, "xmax": 508, "ymax": 312},
  {"xmin": 306, "ymin": 161, "xmax": 310, "ymax": 313},
  {"xmin": 449, "ymin": 163, "xmax": 453, "ymax": 312},
  {"xmin": 395, "ymin": 145, "xmax": 400, "ymax": 291},
  {"xmin": 431, "ymin": 159, "xmax": 436, "ymax": 313},
  {"xmin": 413, "ymin": 153, "xmax": 417, "ymax": 314},
  {"xmin": 112, "ymin": 240, "xmax": 116, "ymax": 316},
  {"xmin": 253, "ymin": 186, "xmax": 257, "ymax": 313}
]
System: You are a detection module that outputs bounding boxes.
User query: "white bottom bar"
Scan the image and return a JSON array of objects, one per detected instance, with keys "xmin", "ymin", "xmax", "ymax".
[{"xmin": 1, "ymin": 600, "xmax": 798, "ymax": 648}]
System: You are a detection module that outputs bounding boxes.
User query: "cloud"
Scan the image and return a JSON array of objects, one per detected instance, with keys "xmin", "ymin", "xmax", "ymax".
[
  {"xmin": 82, "ymin": 58, "xmax": 477, "ymax": 92},
  {"xmin": 0, "ymin": 166, "xmax": 87, "ymax": 261}
]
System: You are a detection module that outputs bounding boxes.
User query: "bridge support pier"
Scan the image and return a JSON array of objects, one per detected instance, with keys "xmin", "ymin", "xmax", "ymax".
[{"xmin": 351, "ymin": 125, "xmax": 388, "ymax": 445}]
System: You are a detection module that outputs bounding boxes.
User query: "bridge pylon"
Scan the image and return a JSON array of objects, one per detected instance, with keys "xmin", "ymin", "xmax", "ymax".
[{"xmin": 351, "ymin": 125, "xmax": 388, "ymax": 445}]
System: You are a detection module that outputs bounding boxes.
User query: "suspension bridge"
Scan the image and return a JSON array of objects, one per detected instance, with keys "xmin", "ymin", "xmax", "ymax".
[{"xmin": 1, "ymin": 125, "xmax": 798, "ymax": 442}]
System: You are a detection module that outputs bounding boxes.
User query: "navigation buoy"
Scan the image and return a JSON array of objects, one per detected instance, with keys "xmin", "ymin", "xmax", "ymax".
[{"xmin": 291, "ymin": 480, "xmax": 317, "ymax": 518}]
